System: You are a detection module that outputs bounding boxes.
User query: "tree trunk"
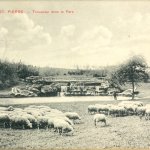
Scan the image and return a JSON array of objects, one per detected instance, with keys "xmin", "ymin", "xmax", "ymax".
[{"xmin": 132, "ymin": 81, "xmax": 135, "ymax": 100}]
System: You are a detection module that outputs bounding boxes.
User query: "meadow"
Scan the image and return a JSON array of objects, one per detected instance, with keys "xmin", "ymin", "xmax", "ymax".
[{"xmin": 0, "ymin": 99, "xmax": 150, "ymax": 149}]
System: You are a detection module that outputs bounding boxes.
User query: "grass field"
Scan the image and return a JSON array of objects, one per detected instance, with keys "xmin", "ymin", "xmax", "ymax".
[{"xmin": 0, "ymin": 100, "xmax": 150, "ymax": 149}]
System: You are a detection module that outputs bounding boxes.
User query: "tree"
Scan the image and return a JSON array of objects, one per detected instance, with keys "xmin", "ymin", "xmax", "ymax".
[{"xmin": 110, "ymin": 55, "xmax": 149, "ymax": 99}]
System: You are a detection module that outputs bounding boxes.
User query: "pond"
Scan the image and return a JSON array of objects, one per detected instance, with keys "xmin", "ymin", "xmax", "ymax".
[{"xmin": 0, "ymin": 95, "xmax": 134, "ymax": 106}]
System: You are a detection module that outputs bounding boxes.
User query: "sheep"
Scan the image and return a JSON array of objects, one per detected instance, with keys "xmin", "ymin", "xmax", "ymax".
[
  {"xmin": 24, "ymin": 108, "xmax": 44, "ymax": 118},
  {"xmin": 9, "ymin": 115, "xmax": 32, "ymax": 129},
  {"xmin": 145, "ymin": 108, "xmax": 150, "ymax": 120},
  {"xmin": 45, "ymin": 112, "xmax": 74, "ymax": 127},
  {"xmin": 94, "ymin": 114, "xmax": 107, "ymax": 127},
  {"xmin": 123, "ymin": 104, "xmax": 137, "ymax": 115},
  {"xmin": 95, "ymin": 104, "xmax": 109, "ymax": 115},
  {"xmin": 116, "ymin": 106, "xmax": 127, "ymax": 117},
  {"xmin": 47, "ymin": 118, "xmax": 55, "ymax": 129},
  {"xmin": 88, "ymin": 105, "xmax": 98, "ymax": 114},
  {"xmin": 136, "ymin": 106, "xmax": 146, "ymax": 119},
  {"xmin": 36, "ymin": 115, "xmax": 55, "ymax": 130},
  {"xmin": 22, "ymin": 113, "xmax": 38, "ymax": 128},
  {"xmin": 132, "ymin": 101, "xmax": 143, "ymax": 107},
  {"xmin": 108, "ymin": 105, "xmax": 126, "ymax": 117},
  {"xmin": 0, "ymin": 113, "xmax": 10, "ymax": 128},
  {"xmin": 65, "ymin": 112, "xmax": 81, "ymax": 124},
  {"xmin": 37, "ymin": 116, "xmax": 49, "ymax": 129},
  {"xmin": 53, "ymin": 118, "xmax": 74, "ymax": 135}
]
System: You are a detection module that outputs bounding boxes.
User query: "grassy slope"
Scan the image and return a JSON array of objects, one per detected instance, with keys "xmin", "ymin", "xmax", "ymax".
[{"xmin": 0, "ymin": 100, "xmax": 150, "ymax": 149}]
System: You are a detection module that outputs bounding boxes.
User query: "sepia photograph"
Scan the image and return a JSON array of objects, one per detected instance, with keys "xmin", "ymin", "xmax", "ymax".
[{"xmin": 0, "ymin": 0, "xmax": 150, "ymax": 149}]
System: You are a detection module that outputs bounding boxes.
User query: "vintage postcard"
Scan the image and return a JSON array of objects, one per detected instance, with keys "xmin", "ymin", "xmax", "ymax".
[{"xmin": 0, "ymin": 0, "xmax": 150, "ymax": 149}]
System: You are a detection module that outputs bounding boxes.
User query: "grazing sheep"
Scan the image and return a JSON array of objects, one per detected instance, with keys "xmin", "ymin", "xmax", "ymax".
[
  {"xmin": 136, "ymin": 106, "xmax": 146, "ymax": 118},
  {"xmin": 94, "ymin": 114, "xmax": 107, "ymax": 127},
  {"xmin": 24, "ymin": 109, "xmax": 44, "ymax": 118},
  {"xmin": 53, "ymin": 118, "xmax": 74, "ymax": 135},
  {"xmin": 88, "ymin": 105, "xmax": 98, "ymax": 114},
  {"xmin": 9, "ymin": 115, "xmax": 32, "ymax": 129},
  {"xmin": 65, "ymin": 112, "xmax": 81, "ymax": 124},
  {"xmin": 47, "ymin": 118, "xmax": 55, "ymax": 129},
  {"xmin": 108, "ymin": 105, "xmax": 126, "ymax": 117},
  {"xmin": 118, "ymin": 101, "xmax": 143, "ymax": 111},
  {"xmin": 96, "ymin": 104, "xmax": 109, "ymax": 115},
  {"xmin": 123, "ymin": 104, "xmax": 137, "ymax": 115},
  {"xmin": 37, "ymin": 116, "xmax": 49, "ymax": 129},
  {"xmin": 45, "ymin": 112, "xmax": 74, "ymax": 127},
  {"xmin": 22, "ymin": 114, "xmax": 38, "ymax": 128},
  {"xmin": 60, "ymin": 116, "xmax": 74, "ymax": 126},
  {"xmin": 116, "ymin": 106, "xmax": 127, "ymax": 117}
]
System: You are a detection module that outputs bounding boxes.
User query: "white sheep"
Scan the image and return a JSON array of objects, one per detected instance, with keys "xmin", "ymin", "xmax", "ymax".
[
  {"xmin": 24, "ymin": 108, "xmax": 44, "ymax": 118},
  {"xmin": 95, "ymin": 104, "xmax": 109, "ymax": 115},
  {"xmin": 88, "ymin": 105, "xmax": 98, "ymax": 114},
  {"xmin": 53, "ymin": 118, "xmax": 74, "ymax": 135},
  {"xmin": 37, "ymin": 116, "xmax": 49, "ymax": 129},
  {"xmin": 123, "ymin": 104, "xmax": 137, "ymax": 115},
  {"xmin": 45, "ymin": 112, "xmax": 73, "ymax": 127},
  {"xmin": 136, "ymin": 106, "xmax": 146, "ymax": 118},
  {"xmin": 109, "ymin": 106, "xmax": 127, "ymax": 117},
  {"xmin": 9, "ymin": 114, "xmax": 32, "ymax": 129},
  {"xmin": 22, "ymin": 113, "xmax": 38, "ymax": 128},
  {"xmin": 65, "ymin": 112, "xmax": 81, "ymax": 124},
  {"xmin": 94, "ymin": 114, "xmax": 107, "ymax": 127}
]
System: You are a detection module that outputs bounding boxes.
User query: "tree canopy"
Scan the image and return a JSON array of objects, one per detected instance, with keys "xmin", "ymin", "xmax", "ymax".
[{"xmin": 110, "ymin": 55, "xmax": 149, "ymax": 99}]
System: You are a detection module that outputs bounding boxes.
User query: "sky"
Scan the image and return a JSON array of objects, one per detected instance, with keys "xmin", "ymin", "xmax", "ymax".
[{"xmin": 0, "ymin": 1, "xmax": 150, "ymax": 68}]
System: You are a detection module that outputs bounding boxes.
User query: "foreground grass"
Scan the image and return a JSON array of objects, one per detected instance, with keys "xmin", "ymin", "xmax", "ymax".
[{"xmin": 0, "ymin": 100, "xmax": 150, "ymax": 149}]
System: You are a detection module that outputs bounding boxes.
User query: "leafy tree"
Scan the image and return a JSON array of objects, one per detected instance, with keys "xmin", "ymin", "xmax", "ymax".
[
  {"xmin": 110, "ymin": 55, "xmax": 149, "ymax": 99},
  {"xmin": 17, "ymin": 62, "xmax": 39, "ymax": 79},
  {"xmin": 0, "ymin": 60, "xmax": 39, "ymax": 89}
]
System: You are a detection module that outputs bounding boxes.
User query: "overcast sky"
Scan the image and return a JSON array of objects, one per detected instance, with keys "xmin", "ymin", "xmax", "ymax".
[{"xmin": 0, "ymin": 1, "xmax": 150, "ymax": 68}]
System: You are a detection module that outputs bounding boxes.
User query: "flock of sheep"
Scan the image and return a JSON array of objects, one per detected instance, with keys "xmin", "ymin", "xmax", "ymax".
[
  {"xmin": 0, "ymin": 101, "xmax": 150, "ymax": 136},
  {"xmin": 0, "ymin": 105, "xmax": 81, "ymax": 135},
  {"xmin": 89, "ymin": 101, "xmax": 150, "ymax": 127}
]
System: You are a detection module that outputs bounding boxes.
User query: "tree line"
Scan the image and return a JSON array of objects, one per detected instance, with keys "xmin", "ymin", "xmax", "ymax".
[{"xmin": 0, "ymin": 60, "xmax": 39, "ymax": 89}]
